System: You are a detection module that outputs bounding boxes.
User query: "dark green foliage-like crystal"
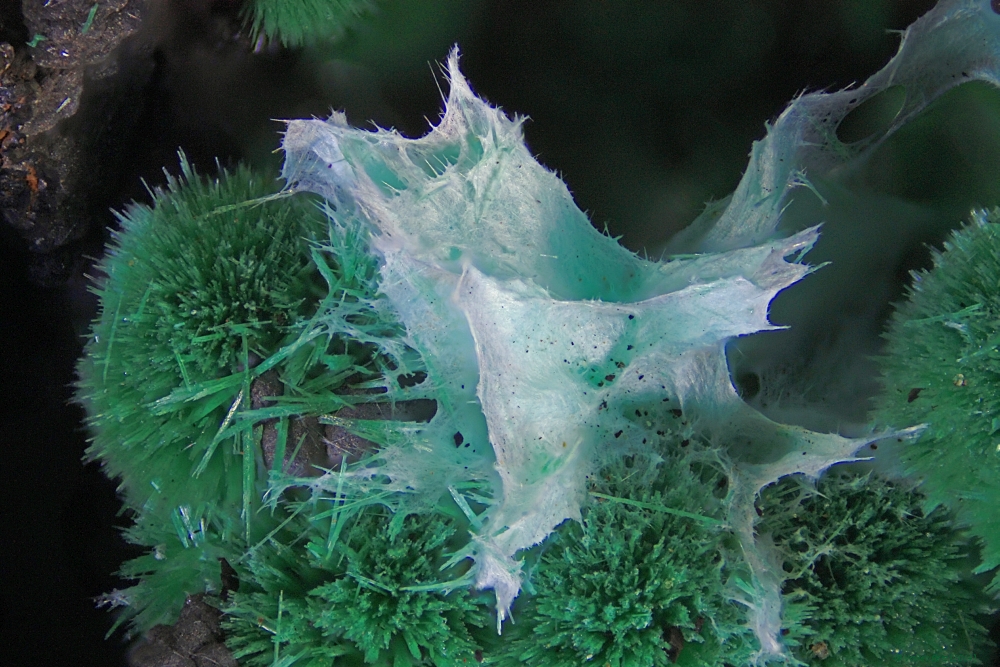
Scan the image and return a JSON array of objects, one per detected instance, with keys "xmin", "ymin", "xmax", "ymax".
[
  {"xmin": 242, "ymin": 0, "xmax": 373, "ymax": 47},
  {"xmin": 758, "ymin": 471, "xmax": 991, "ymax": 666},
  {"xmin": 110, "ymin": 503, "xmax": 248, "ymax": 632},
  {"xmin": 874, "ymin": 208, "xmax": 1000, "ymax": 592},
  {"xmin": 492, "ymin": 447, "xmax": 754, "ymax": 667},
  {"xmin": 223, "ymin": 505, "xmax": 488, "ymax": 666},
  {"xmin": 76, "ymin": 155, "xmax": 405, "ymax": 633},
  {"xmin": 76, "ymin": 157, "xmax": 329, "ymax": 514}
]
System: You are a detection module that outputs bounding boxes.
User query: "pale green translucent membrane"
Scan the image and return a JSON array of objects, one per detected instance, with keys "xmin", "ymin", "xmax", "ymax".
[{"xmin": 281, "ymin": 1, "xmax": 999, "ymax": 658}]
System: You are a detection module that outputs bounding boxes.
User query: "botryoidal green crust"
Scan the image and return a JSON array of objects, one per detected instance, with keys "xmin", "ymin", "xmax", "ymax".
[
  {"xmin": 874, "ymin": 208, "xmax": 1000, "ymax": 592},
  {"xmin": 492, "ymin": 446, "xmax": 755, "ymax": 667},
  {"xmin": 757, "ymin": 471, "xmax": 990, "ymax": 667}
]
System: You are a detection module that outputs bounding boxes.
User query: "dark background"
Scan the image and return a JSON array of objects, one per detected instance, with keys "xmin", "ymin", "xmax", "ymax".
[{"xmin": 9, "ymin": 0, "xmax": 999, "ymax": 665}]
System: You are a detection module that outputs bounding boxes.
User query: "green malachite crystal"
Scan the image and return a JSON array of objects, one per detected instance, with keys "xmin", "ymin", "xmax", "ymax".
[
  {"xmin": 77, "ymin": 1, "xmax": 1000, "ymax": 664},
  {"xmin": 875, "ymin": 208, "xmax": 1000, "ymax": 595},
  {"xmin": 242, "ymin": 0, "xmax": 373, "ymax": 47}
]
